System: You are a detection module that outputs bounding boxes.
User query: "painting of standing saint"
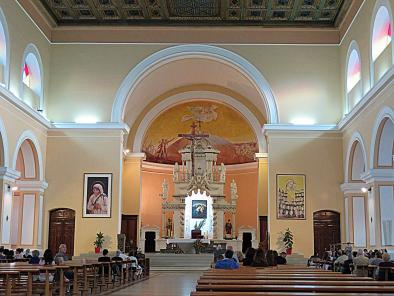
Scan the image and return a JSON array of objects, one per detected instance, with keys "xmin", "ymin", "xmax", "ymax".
[
  {"xmin": 192, "ymin": 200, "xmax": 207, "ymax": 219},
  {"xmin": 277, "ymin": 174, "xmax": 306, "ymax": 220},
  {"xmin": 142, "ymin": 101, "xmax": 258, "ymax": 165}
]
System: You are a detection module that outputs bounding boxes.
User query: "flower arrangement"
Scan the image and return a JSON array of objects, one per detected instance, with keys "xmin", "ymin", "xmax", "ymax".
[
  {"xmin": 283, "ymin": 228, "xmax": 294, "ymax": 255},
  {"xmin": 193, "ymin": 239, "xmax": 205, "ymax": 254},
  {"xmin": 93, "ymin": 232, "xmax": 105, "ymax": 253},
  {"xmin": 193, "ymin": 219, "xmax": 206, "ymax": 230}
]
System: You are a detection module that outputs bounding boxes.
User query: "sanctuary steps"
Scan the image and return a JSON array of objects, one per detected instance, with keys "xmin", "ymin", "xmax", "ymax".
[{"xmin": 146, "ymin": 253, "xmax": 214, "ymax": 271}]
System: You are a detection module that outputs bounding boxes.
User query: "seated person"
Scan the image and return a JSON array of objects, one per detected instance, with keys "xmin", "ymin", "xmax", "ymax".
[
  {"xmin": 98, "ymin": 249, "xmax": 111, "ymax": 275},
  {"xmin": 277, "ymin": 252, "xmax": 287, "ymax": 265},
  {"xmin": 252, "ymin": 247, "xmax": 268, "ymax": 267},
  {"xmin": 307, "ymin": 252, "xmax": 320, "ymax": 267},
  {"xmin": 243, "ymin": 247, "xmax": 256, "ymax": 266},
  {"xmin": 111, "ymin": 250, "xmax": 124, "ymax": 276},
  {"xmin": 15, "ymin": 248, "xmax": 24, "ymax": 260},
  {"xmin": 377, "ymin": 253, "xmax": 394, "ymax": 281},
  {"xmin": 54, "ymin": 244, "xmax": 73, "ymax": 280},
  {"xmin": 29, "ymin": 250, "xmax": 40, "ymax": 264},
  {"xmin": 215, "ymin": 250, "xmax": 240, "ymax": 269},
  {"xmin": 353, "ymin": 249, "xmax": 369, "ymax": 277},
  {"xmin": 341, "ymin": 251, "xmax": 357, "ymax": 274},
  {"xmin": 34, "ymin": 249, "xmax": 55, "ymax": 282}
]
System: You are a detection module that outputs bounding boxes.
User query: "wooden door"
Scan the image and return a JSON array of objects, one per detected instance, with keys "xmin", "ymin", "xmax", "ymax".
[
  {"xmin": 48, "ymin": 209, "xmax": 75, "ymax": 258},
  {"xmin": 313, "ymin": 210, "xmax": 340, "ymax": 257},
  {"xmin": 259, "ymin": 216, "xmax": 269, "ymax": 250},
  {"xmin": 121, "ymin": 215, "xmax": 138, "ymax": 252}
]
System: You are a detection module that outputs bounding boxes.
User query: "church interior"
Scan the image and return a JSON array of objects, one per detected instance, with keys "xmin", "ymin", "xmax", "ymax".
[{"xmin": 0, "ymin": 0, "xmax": 393, "ymax": 294}]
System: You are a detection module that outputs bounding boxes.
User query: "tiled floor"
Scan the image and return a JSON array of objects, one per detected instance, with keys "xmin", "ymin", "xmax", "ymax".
[{"xmin": 111, "ymin": 271, "xmax": 202, "ymax": 296}]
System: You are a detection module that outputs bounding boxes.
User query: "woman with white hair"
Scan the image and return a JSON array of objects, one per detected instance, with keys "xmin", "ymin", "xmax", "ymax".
[{"xmin": 87, "ymin": 183, "xmax": 108, "ymax": 214}]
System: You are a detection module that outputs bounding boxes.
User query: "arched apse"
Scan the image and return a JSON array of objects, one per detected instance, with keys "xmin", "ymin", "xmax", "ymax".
[
  {"xmin": 345, "ymin": 131, "xmax": 368, "ymax": 183},
  {"xmin": 20, "ymin": 44, "xmax": 44, "ymax": 112},
  {"xmin": 0, "ymin": 8, "xmax": 10, "ymax": 88},
  {"xmin": 12, "ymin": 130, "xmax": 43, "ymax": 181},
  {"xmin": 111, "ymin": 44, "xmax": 279, "ymax": 125},
  {"xmin": 370, "ymin": 106, "xmax": 394, "ymax": 169},
  {"xmin": 132, "ymin": 90, "xmax": 267, "ymax": 154}
]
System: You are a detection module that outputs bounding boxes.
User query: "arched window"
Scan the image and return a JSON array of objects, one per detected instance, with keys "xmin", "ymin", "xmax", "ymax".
[
  {"xmin": 345, "ymin": 41, "xmax": 362, "ymax": 112},
  {"xmin": 21, "ymin": 44, "xmax": 43, "ymax": 112},
  {"xmin": 370, "ymin": 1, "xmax": 393, "ymax": 84},
  {"xmin": 0, "ymin": 8, "xmax": 9, "ymax": 87},
  {"xmin": 372, "ymin": 6, "xmax": 392, "ymax": 61},
  {"xmin": 347, "ymin": 49, "xmax": 361, "ymax": 92}
]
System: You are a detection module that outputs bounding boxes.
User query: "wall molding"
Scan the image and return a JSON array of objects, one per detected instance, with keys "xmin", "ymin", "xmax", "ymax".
[
  {"xmin": 52, "ymin": 122, "xmax": 130, "ymax": 133},
  {"xmin": 0, "ymin": 86, "xmax": 51, "ymax": 129},
  {"xmin": 338, "ymin": 65, "xmax": 394, "ymax": 130}
]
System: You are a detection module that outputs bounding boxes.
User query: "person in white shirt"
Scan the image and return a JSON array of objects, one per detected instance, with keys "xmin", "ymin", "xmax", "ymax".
[{"xmin": 353, "ymin": 249, "xmax": 369, "ymax": 276}]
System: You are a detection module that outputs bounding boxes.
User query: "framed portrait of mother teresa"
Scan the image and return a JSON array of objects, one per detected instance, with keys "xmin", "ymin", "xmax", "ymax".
[
  {"xmin": 276, "ymin": 174, "xmax": 305, "ymax": 220},
  {"xmin": 83, "ymin": 173, "xmax": 112, "ymax": 218}
]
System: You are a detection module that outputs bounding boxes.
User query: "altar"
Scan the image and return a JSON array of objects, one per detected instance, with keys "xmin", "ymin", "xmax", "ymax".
[{"xmin": 164, "ymin": 238, "xmax": 211, "ymax": 254}]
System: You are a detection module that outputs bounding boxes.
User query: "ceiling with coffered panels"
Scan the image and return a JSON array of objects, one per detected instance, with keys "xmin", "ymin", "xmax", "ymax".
[{"xmin": 38, "ymin": 0, "xmax": 352, "ymax": 27}]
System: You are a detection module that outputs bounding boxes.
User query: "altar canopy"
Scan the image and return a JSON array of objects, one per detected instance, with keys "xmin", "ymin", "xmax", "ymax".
[{"xmin": 161, "ymin": 123, "xmax": 238, "ymax": 240}]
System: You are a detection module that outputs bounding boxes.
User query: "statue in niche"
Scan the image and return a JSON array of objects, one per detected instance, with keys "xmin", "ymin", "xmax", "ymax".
[
  {"xmin": 161, "ymin": 179, "xmax": 168, "ymax": 199},
  {"xmin": 173, "ymin": 162, "xmax": 179, "ymax": 182},
  {"xmin": 230, "ymin": 179, "xmax": 238, "ymax": 199},
  {"xmin": 225, "ymin": 219, "xmax": 232, "ymax": 236},
  {"xmin": 166, "ymin": 218, "xmax": 173, "ymax": 238},
  {"xmin": 219, "ymin": 163, "xmax": 226, "ymax": 182}
]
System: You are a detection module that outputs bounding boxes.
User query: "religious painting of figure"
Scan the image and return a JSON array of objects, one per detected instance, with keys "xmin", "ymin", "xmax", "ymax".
[
  {"xmin": 277, "ymin": 174, "xmax": 305, "ymax": 220},
  {"xmin": 142, "ymin": 101, "xmax": 258, "ymax": 165},
  {"xmin": 83, "ymin": 173, "xmax": 112, "ymax": 218},
  {"xmin": 192, "ymin": 200, "xmax": 207, "ymax": 219}
]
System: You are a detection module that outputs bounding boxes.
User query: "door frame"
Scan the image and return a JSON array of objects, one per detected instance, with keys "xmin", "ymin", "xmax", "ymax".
[
  {"xmin": 48, "ymin": 208, "xmax": 76, "ymax": 257},
  {"xmin": 313, "ymin": 210, "xmax": 341, "ymax": 256}
]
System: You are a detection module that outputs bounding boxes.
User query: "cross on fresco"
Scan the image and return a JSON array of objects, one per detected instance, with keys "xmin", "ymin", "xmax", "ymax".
[{"xmin": 142, "ymin": 101, "xmax": 258, "ymax": 165}]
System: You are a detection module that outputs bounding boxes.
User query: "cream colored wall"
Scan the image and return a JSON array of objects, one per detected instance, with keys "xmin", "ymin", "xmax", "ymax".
[
  {"xmin": 0, "ymin": 95, "xmax": 47, "ymax": 172},
  {"xmin": 340, "ymin": 0, "xmax": 394, "ymax": 113},
  {"xmin": 44, "ymin": 129, "xmax": 123, "ymax": 255},
  {"xmin": 47, "ymin": 43, "xmax": 341, "ymax": 125},
  {"xmin": 267, "ymin": 131, "xmax": 343, "ymax": 257},
  {"xmin": 0, "ymin": 1, "xmax": 51, "ymax": 110}
]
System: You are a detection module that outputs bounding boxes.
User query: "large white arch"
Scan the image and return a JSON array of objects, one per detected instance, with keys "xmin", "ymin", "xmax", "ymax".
[
  {"xmin": 0, "ymin": 7, "xmax": 10, "ymax": 89},
  {"xmin": 345, "ymin": 40, "xmax": 363, "ymax": 114},
  {"xmin": 370, "ymin": 106, "xmax": 394, "ymax": 169},
  {"xmin": 20, "ymin": 43, "xmax": 44, "ymax": 111},
  {"xmin": 12, "ymin": 130, "xmax": 44, "ymax": 181},
  {"xmin": 112, "ymin": 44, "xmax": 279, "ymax": 124},
  {"xmin": 133, "ymin": 90, "xmax": 267, "ymax": 153},
  {"xmin": 369, "ymin": 0, "xmax": 394, "ymax": 86},
  {"xmin": 0, "ymin": 115, "xmax": 9, "ymax": 167},
  {"xmin": 345, "ymin": 131, "xmax": 368, "ymax": 182}
]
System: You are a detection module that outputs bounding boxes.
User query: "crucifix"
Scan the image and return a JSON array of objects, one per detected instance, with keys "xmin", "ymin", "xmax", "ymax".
[{"xmin": 178, "ymin": 121, "xmax": 209, "ymax": 177}]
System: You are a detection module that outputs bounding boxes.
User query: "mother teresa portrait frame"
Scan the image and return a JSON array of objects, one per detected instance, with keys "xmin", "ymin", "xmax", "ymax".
[{"xmin": 83, "ymin": 173, "xmax": 112, "ymax": 218}]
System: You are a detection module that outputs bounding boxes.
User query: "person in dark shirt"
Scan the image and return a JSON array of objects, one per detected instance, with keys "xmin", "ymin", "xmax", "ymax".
[
  {"xmin": 243, "ymin": 247, "xmax": 256, "ymax": 266},
  {"xmin": 252, "ymin": 247, "xmax": 268, "ymax": 267},
  {"xmin": 277, "ymin": 252, "xmax": 287, "ymax": 265},
  {"xmin": 98, "ymin": 249, "xmax": 111, "ymax": 275},
  {"xmin": 378, "ymin": 253, "xmax": 394, "ymax": 281},
  {"xmin": 29, "ymin": 250, "xmax": 40, "ymax": 264}
]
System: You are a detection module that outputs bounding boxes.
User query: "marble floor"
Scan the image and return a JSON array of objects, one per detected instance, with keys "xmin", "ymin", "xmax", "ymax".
[{"xmin": 111, "ymin": 272, "xmax": 202, "ymax": 296}]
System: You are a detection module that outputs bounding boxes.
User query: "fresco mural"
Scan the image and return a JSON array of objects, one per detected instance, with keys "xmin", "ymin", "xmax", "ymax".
[{"xmin": 142, "ymin": 101, "xmax": 258, "ymax": 165}]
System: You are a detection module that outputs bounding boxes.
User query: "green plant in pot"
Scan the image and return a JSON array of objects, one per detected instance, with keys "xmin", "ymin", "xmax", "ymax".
[
  {"xmin": 93, "ymin": 232, "xmax": 105, "ymax": 254},
  {"xmin": 283, "ymin": 228, "xmax": 294, "ymax": 255}
]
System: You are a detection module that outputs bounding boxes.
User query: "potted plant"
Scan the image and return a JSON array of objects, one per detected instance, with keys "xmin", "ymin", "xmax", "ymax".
[
  {"xmin": 283, "ymin": 228, "xmax": 294, "ymax": 255},
  {"xmin": 93, "ymin": 232, "xmax": 105, "ymax": 254}
]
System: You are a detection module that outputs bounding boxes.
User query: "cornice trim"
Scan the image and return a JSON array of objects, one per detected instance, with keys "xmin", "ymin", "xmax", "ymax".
[
  {"xmin": 263, "ymin": 124, "xmax": 338, "ymax": 133},
  {"xmin": 338, "ymin": 66, "xmax": 394, "ymax": 130},
  {"xmin": 52, "ymin": 122, "xmax": 130, "ymax": 133},
  {"xmin": 0, "ymin": 167, "xmax": 21, "ymax": 182},
  {"xmin": 0, "ymin": 86, "xmax": 52, "ymax": 129},
  {"xmin": 361, "ymin": 169, "xmax": 394, "ymax": 184},
  {"xmin": 15, "ymin": 180, "xmax": 48, "ymax": 193}
]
